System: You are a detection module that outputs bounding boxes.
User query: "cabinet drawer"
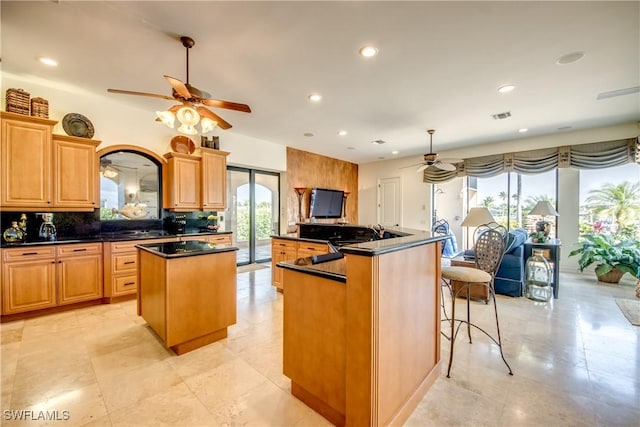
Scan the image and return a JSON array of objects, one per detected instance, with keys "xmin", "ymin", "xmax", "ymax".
[
  {"xmin": 273, "ymin": 239, "xmax": 297, "ymax": 250},
  {"xmin": 3, "ymin": 246, "xmax": 56, "ymax": 262},
  {"xmin": 205, "ymin": 235, "xmax": 232, "ymax": 244},
  {"xmin": 113, "ymin": 275, "xmax": 137, "ymax": 295},
  {"xmin": 113, "ymin": 253, "xmax": 137, "ymax": 273},
  {"xmin": 56, "ymin": 243, "xmax": 102, "ymax": 257},
  {"xmin": 111, "ymin": 241, "xmax": 139, "ymax": 253}
]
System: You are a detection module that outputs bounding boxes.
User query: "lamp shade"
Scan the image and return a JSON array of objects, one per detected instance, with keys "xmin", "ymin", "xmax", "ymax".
[
  {"xmin": 528, "ymin": 200, "xmax": 559, "ymax": 216},
  {"xmin": 461, "ymin": 207, "xmax": 495, "ymax": 227}
]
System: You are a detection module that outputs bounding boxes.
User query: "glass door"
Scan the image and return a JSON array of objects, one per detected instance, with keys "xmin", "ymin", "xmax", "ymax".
[{"xmin": 227, "ymin": 167, "xmax": 280, "ymax": 265}]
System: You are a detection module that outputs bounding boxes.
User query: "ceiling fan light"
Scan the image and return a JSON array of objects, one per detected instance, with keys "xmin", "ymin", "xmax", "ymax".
[
  {"xmin": 156, "ymin": 110, "xmax": 176, "ymax": 128},
  {"xmin": 177, "ymin": 124, "xmax": 198, "ymax": 135},
  {"xmin": 176, "ymin": 106, "xmax": 200, "ymax": 126},
  {"xmin": 102, "ymin": 167, "xmax": 119, "ymax": 178},
  {"xmin": 200, "ymin": 117, "xmax": 218, "ymax": 134}
]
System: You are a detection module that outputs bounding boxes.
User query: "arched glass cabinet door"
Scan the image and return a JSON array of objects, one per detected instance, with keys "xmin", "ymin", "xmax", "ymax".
[{"xmin": 97, "ymin": 146, "xmax": 165, "ymax": 221}]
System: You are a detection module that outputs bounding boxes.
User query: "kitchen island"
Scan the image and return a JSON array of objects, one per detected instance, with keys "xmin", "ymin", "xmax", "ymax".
[
  {"xmin": 278, "ymin": 228, "xmax": 446, "ymax": 426},
  {"xmin": 136, "ymin": 240, "xmax": 238, "ymax": 355}
]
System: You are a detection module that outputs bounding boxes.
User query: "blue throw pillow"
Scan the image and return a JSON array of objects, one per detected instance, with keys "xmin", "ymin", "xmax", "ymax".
[{"xmin": 505, "ymin": 228, "xmax": 528, "ymax": 254}]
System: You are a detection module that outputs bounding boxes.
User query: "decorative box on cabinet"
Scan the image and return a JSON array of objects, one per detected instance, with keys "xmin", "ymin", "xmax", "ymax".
[
  {"xmin": 0, "ymin": 111, "xmax": 100, "ymax": 211},
  {"xmin": 163, "ymin": 149, "xmax": 229, "ymax": 211},
  {"xmin": 1, "ymin": 242, "xmax": 103, "ymax": 316}
]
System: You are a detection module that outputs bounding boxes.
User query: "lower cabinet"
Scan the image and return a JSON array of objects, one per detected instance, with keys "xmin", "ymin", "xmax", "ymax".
[
  {"xmin": 103, "ymin": 238, "xmax": 177, "ymax": 301},
  {"xmin": 1, "ymin": 243, "xmax": 102, "ymax": 315},
  {"xmin": 271, "ymin": 238, "xmax": 329, "ymax": 291},
  {"xmin": 180, "ymin": 233, "xmax": 233, "ymax": 245}
]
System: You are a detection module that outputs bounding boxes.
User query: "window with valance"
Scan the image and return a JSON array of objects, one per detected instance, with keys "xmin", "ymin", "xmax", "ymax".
[{"xmin": 423, "ymin": 137, "xmax": 639, "ymax": 184}]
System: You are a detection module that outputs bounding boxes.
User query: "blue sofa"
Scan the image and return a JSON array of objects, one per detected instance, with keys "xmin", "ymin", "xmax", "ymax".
[
  {"xmin": 494, "ymin": 228, "xmax": 528, "ymax": 297},
  {"xmin": 463, "ymin": 228, "xmax": 528, "ymax": 297}
]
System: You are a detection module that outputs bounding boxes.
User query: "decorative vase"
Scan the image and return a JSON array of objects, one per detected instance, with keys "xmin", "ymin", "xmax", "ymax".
[
  {"xmin": 596, "ymin": 267, "xmax": 624, "ymax": 284},
  {"xmin": 3, "ymin": 221, "xmax": 24, "ymax": 243},
  {"xmin": 525, "ymin": 249, "xmax": 553, "ymax": 302}
]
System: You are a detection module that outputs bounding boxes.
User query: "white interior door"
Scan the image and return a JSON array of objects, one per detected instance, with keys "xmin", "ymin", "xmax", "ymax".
[{"xmin": 378, "ymin": 177, "xmax": 401, "ymax": 227}]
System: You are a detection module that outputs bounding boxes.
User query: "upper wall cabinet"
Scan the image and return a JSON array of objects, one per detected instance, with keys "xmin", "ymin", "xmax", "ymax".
[
  {"xmin": 163, "ymin": 148, "xmax": 228, "ymax": 211},
  {"xmin": 1, "ymin": 112, "xmax": 100, "ymax": 211}
]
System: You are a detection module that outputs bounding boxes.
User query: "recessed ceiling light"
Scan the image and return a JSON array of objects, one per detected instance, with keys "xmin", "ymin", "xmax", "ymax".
[
  {"xmin": 498, "ymin": 85, "xmax": 515, "ymax": 94},
  {"xmin": 556, "ymin": 51, "xmax": 585, "ymax": 65},
  {"xmin": 308, "ymin": 94, "xmax": 322, "ymax": 102},
  {"xmin": 37, "ymin": 56, "xmax": 58, "ymax": 67},
  {"xmin": 371, "ymin": 139, "xmax": 386, "ymax": 145},
  {"xmin": 391, "ymin": 150, "xmax": 399, "ymax": 155},
  {"xmin": 338, "ymin": 130, "xmax": 348, "ymax": 136},
  {"xmin": 303, "ymin": 132, "xmax": 314, "ymax": 137},
  {"xmin": 518, "ymin": 128, "xmax": 528, "ymax": 133},
  {"xmin": 359, "ymin": 45, "xmax": 378, "ymax": 58}
]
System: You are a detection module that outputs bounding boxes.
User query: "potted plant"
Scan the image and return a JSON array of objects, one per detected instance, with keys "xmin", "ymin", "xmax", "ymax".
[
  {"xmin": 529, "ymin": 231, "xmax": 547, "ymax": 243},
  {"xmin": 568, "ymin": 233, "xmax": 640, "ymax": 283}
]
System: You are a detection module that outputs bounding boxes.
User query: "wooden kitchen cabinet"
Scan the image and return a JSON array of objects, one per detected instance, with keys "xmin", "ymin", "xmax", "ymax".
[
  {"xmin": 52, "ymin": 135, "xmax": 100, "ymax": 209},
  {"xmin": 56, "ymin": 243, "xmax": 102, "ymax": 305},
  {"xmin": 163, "ymin": 152, "xmax": 201, "ymax": 211},
  {"xmin": 1, "ymin": 112, "xmax": 55, "ymax": 209},
  {"xmin": 0, "ymin": 112, "xmax": 100, "ymax": 211},
  {"xmin": 163, "ymin": 149, "xmax": 229, "ymax": 211},
  {"xmin": 201, "ymin": 148, "xmax": 228, "ymax": 210},
  {"xmin": 180, "ymin": 233, "xmax": 233, "ymax": 245},
  {"xmin": 103, "ymin": 237, "xmax": 177, "ymax": 301},
  {"xmin": 2, "ymin": 247, "xmax": 57, "ymax": 315},
  {"xmin": 296, "ymin": 241, "xmax": 329, "ymax": 259},
  {"xmin": 271, "ymin": 238, "xmax": 303, "ymax": 291}
]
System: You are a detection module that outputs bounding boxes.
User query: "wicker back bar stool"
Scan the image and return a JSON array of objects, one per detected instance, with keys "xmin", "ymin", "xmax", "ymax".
[{"xmin": 440, "ymin": 228, "xmax": 513, "ymax": 378}]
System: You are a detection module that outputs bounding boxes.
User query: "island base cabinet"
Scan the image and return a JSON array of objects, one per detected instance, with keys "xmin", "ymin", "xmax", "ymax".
[{"xmin": 138, "ymin": 249, "xmax": 237, "ymax": 355}]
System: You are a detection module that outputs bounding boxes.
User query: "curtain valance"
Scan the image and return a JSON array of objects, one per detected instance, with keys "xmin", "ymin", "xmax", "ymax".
[{"xmin": 423, "ymin": 137, "xmax": 638, "ymax": 184}]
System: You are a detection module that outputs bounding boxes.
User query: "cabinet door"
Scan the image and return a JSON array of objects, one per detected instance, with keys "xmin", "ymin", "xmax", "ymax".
[
  {"xmin": 1, "ymin": 116, "xmax": 52, "ymax": 208},
  {"xmin": 272, "ymin": 239, "xmax": 297, "ymax": 290},
  {"xmin": 52, "ymin": 136, "xmax": 98, "ymax": 209},
  {"xmin": 201, "ymin": 149, "xmax": 228, "ymax": 210},
  {"xmin": 202, "ymin": 234, "xmax": 232, "ymax": 245},
  {"xmin": 58, "ymin": 254, "xmax": 103, "ymax": 305},
  {"xmin": 2, "ymin": 260, "xmax": 57, "ymax": 314},
  {"xmin": 166, "ymin": 156, "xmax": 201, "ymax": 210}
]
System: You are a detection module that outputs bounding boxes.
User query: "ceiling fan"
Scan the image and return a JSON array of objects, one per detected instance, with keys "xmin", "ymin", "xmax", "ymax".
[
  {"xmin": 407, "ymin": 129, "xmax": 462, "ymax": 172},
  {"xmin": 107, "ymin": 36, "xmax": 251, "ymax": 132}
]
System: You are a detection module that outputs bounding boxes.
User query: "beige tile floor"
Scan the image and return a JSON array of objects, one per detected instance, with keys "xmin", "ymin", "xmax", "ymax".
[{"xmin": 1, "ymin": 267, "xmax": 639, "ymax": 426}]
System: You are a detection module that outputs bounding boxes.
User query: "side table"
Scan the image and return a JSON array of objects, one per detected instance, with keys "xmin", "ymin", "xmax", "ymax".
[
  {"xmin": 524, "ymin": 239, "xmax": 561, "ymax": 299},
  {"xmin": 450, "ymin": 256, "xmax": 490, "ymax": 303}
]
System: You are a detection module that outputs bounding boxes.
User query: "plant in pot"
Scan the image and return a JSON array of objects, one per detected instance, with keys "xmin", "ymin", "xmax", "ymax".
[{"xmin": 568, "ymin": 233, "xmax": 640, "ymax": 284}]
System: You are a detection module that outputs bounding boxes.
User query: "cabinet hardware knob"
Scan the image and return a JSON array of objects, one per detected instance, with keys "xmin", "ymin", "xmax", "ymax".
[
  {"xmin": 124, "ymin": 261, "xmax": 135, "ymax": 265},
  {"xmin": 124, "ymin": 282, "xmax": 135, "ymax": 286},
  {"xmin": 22, "ymin": 252, "xmax": 38, "ymax": 256},
  {"xmin": 73, "ymin": 248, "xmax": 87, "ymax": 252}
]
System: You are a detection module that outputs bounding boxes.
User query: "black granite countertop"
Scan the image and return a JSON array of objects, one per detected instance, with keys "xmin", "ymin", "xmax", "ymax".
[
  {"xmin": 136, "ymin": 240, "xmax": 238, "ymax": 259},
  {"xmin": 277, "ymin": 257, "xmax": 346, "ymax": 283},
  {"xmin": 0, "ymin": 231, "xmax": 232, "ymax": 248}
]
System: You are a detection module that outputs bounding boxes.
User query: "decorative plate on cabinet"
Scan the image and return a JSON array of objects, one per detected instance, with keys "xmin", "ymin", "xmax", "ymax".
[
  {"xmin": 62, "ymin": 113, "xmax": 95, "ymax": 138},
  {"xmin": 170, "ymin": 136, "xmax": 196, "ymax": 154}
]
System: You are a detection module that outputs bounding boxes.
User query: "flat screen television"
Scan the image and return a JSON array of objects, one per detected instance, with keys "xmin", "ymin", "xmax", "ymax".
[{"xmin": 309, "ymin": 188, "xmax": 344, "ymax": 219}]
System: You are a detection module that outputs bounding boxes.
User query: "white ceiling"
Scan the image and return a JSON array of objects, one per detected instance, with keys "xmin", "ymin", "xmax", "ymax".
[{"xmin": 2, "ymin": 1, "xmax": 639, "ymax": 164}]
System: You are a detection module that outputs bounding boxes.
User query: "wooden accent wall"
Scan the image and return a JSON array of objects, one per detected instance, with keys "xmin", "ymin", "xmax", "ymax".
[{"xmin": 286, "ymin": 147, "xmax": 358, "ymax": 225}]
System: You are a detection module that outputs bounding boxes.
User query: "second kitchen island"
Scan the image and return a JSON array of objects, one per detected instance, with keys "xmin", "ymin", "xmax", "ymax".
[{"xmin": 136, "ymin": 240, "xmax": 238, "ymax": 355}]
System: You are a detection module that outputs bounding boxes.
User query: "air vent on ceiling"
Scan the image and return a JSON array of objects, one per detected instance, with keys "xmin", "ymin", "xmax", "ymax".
[
  {"xmin": 597, "ymin": 86, "xmax": 640, "ymax": 100},
  {"xmin": 492, "ymin": 111, "xmax": 512, "ymax": 120},
  {"xmin": 371, "ymin": 139, "xmax": 387, "ymax": 145}
]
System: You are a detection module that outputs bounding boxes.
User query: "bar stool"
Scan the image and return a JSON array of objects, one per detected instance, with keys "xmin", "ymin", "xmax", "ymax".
[{"xmin": 441, "ymin": 228, "xmax": 513, "ymax": 378}]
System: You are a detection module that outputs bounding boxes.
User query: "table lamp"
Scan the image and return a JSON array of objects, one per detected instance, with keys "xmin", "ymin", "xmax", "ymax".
[
  {"xmin": 294, "ymin": 187, "xmax": 307, "ymax": 223},
  {"xmin": 461, "ymin": 207, "xmax": 496, "ymax": 251},
  {"xmin": 528, "ymin": 200, "xmax": 559, "ymax": 238}
]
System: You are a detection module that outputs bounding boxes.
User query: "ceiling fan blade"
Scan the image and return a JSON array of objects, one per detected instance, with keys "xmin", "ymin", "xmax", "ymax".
[
  {"xmin": 434, "ymin": 162, "xmax": 457, "ymax": 171},
  {"xmin": 164, "ymin": 75, "xmax": 192, "ymax": 99},
  {"xmin": 196, "ymin": 106, "xmax": 232, "ymax": 130},
  {"xmin": 107, "ymin": 88, "xmax": 175, "ymax": 101},
  {"xmin": 202, "ymin": 98, "xmax": 252, "ymax": 113},
  {"xmin": 416, "ymin": 164, "xmax": 429, "ymax": 172}
]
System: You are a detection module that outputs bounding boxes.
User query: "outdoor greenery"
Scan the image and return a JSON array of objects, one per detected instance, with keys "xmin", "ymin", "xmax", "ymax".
[
  {"xmin": 236, "ymin": 200, "xmax": 273, "ymax": 241},
  {"xmin": 568, "ymin": 233, "xmax": 640, "ymax": 277},
  {"xmin": 570, "ymin": 181, "xmax": 640, "ymax": 280}
]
